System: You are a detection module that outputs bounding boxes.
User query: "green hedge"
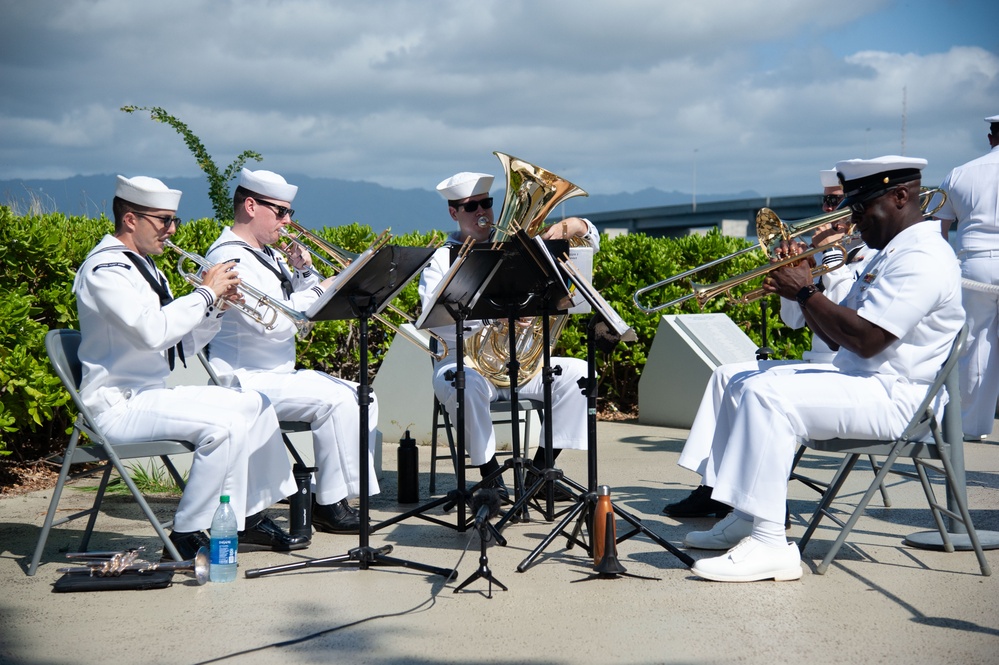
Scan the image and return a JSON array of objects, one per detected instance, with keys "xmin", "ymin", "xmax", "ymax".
[{"xmin": 0, "ymin": 208, "xmax": 810, "ymax": 471}]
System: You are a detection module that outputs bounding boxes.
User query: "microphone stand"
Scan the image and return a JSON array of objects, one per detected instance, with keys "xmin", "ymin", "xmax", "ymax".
[{"xmin": 453, "ymin": 514, "xmax": 507, "ymax": 597}]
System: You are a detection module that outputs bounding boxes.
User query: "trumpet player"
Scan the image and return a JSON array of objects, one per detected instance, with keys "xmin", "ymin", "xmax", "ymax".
[
  {"xmin": 418, "ymin": 171, "xmax": 600, "ymax": 497},
  {"xmin": 677, "ymin": 156, "xmax": 962, "ymax": 582},
  {"xmin": 665, "ymin": 169, "xmax": 872, "ymax": 521},
  {"xmin": 74, "ymin": 175, "xmax": 302, "ymax": 560},
  {"xmin": 205, "ymin": 168, "xmax": 378, "ymax": 535}
]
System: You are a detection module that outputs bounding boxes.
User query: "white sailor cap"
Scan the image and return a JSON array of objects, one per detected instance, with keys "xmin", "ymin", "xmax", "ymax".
[
  {"xmin": 114, "ymin": 175, "xmax": 182, "ymax": 211},
  {"xmin": 237, "ymin": 168, "xmax": 298, "ymax": 202},
  {"xmin": 436, "ymin": 172, "xmax": 494, "ymax": 202},
  {"xmin": 835, "ymin": 155, "xmax": 927, "ymax": 206},
  {"xmin": 986, "ymin": 114, "xmax": 999, "ymax": 124},
  {"xmin": 819, "ymin": 169, "xmax": 839, "ymax": 188}
]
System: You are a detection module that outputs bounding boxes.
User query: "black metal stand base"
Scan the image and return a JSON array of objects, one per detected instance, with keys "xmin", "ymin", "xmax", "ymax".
[
  {"xmin": 517, "ymin": 317, "xmax": 695, "ymax": 573},
  {"xmin": 453, "ymin": 526, "xmax": 507, "ymax": 598}
]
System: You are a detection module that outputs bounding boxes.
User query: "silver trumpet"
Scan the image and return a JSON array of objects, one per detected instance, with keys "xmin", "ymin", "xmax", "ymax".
[
  {"xmin": 277, "ymin": 223, "xmax": 450, "ymax": 361},
  {"xmin": 59, "ymin": 546, "xmax": 211, "ymax": 585},
  {"xmin": 163, "ymin": 239, "xmax": 315, "ymax": 338}
]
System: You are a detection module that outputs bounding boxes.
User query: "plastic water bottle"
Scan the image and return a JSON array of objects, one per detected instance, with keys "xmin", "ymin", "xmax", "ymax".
[{"xmin": 209, "ymin": 495, "xmax": 238, "ymax": 583}]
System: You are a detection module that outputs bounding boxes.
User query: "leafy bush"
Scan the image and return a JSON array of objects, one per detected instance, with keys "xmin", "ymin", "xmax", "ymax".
[{"xmin": 0, "ymin": 207, "xmax": 810, "ymax": 473}]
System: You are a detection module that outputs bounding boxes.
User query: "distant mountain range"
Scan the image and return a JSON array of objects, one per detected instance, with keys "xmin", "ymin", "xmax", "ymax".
[{"xmin": 0, "ymin": 173, "xmax": 760, "ymax": 235}]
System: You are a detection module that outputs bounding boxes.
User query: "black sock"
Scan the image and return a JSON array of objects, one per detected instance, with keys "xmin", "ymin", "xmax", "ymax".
[
  {"xmin": 532, "ymin": 447, "xmax": 561, "ymax": 468},
  {"xmin": 478, "ymin": 456, "xmax": 500, "ymax": 479}
]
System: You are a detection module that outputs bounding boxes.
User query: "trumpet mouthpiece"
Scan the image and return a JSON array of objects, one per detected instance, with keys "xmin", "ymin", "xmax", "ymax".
[{"xmin": 476, "ymin": 216, "xmax": 492, "ymax": 228}]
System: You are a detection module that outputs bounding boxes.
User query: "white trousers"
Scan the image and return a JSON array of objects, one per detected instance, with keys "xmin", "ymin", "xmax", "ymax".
[
  {"xmin": 432, "ymin": 356, "xmax": 588, "ymax": 467},
  {"xmin": 679, "ymin": 359, "xmax": 819, "ymax": 472},
  {"xmin": 233, "ymin": 369, "xmax": 380, "ymax": 504},
  {"xmin": 679, "ymin": 366, "xmax": 928, "ymax": 524},
  {"xmin": 959, "ymin": 253, "xmax": 999, "ymax": 436},
  {"xmin": 94, "ymin": 385, "xmax": 296, "ymax": 532}
]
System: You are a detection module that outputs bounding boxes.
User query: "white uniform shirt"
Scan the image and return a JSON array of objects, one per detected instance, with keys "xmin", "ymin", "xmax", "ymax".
[
  {"xmin": 418, "ymin": 220, "xmax": 600, "ymax": 353},
  {"xmin": 779, "ymin": 243, "xmax": 874, "ymax": 362},
  {"xmin": 833, "ymin": 220, "xmax": 964, "ymax": 383},
  {"xmin": 73, "ymin": 235, "xmax": 222, "ymax": 416},
  {"xmin": 205, "ymin": 226, "xmax": 323, "ymax": 378},
  {"xmin": 936, "ymin": 145, "xmax": 999, "ymax": 253}
]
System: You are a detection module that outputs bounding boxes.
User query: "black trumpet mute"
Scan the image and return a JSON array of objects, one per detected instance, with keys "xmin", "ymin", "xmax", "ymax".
[{"xmin": 594, "ymin": 512, "xmax": 627, "ymax": 576}]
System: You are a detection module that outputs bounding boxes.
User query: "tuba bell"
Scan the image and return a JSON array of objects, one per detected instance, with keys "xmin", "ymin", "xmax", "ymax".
[{"xmin": 465, "ymin": 152, "xmax": 589, "ymax": 387}]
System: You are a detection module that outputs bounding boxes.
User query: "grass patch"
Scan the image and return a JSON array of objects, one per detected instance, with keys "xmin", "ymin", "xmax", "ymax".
[{"xmin": 78, "ymin": 462, "xmax": 186, "ymax": 497}]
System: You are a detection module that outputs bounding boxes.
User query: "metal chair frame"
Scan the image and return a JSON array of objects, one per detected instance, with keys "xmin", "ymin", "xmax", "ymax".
[
  {"xmin": 797, "ymin": 324, "xmax": 991, "ymax": 576},
  {"xmin": 29, "ymin": 329, "xmax": 195, "ymax": 575}
]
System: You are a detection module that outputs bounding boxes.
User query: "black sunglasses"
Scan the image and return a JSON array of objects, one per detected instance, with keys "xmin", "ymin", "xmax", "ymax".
[
  {"xmin": 822, "ymin": 194, "xmax": 844, "ymax": 208},
  {"xmin": 134, "ymin": 211, "xmax": 182, "ymax": 228},
  {"xmin": 848, "ymin": 186, "xmax": 900, "ymax": 215},
  {"xmin": 252, "ymin": 198, "xmax": 294, "ymax": 219},
  {"xmin": 452, "ymin": 197, "xmax": 493, "ymax": 214}
]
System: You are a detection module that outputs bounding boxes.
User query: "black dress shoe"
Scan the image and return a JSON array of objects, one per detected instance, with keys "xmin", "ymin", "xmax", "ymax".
[
  {"xmin": 312, "ymin": 499, "xmax": 362, "ymax": 534},
  {"xmin": 238, "ymin": 513, "xmax": 311, "ymax": 551},
  {"xmin": 163, "ymin": 530, "xmax": 210, "ymax": 561},
  {"xmin": 526, "ymin": 470, "xmax": 575, "ymax": 502},
  {"xmin": 661, "ymin": 485, "xmax": 732, "ymax": 518}
]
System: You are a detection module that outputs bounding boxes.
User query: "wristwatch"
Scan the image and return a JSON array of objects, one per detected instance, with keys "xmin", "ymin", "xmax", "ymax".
[{"xmin": 796, "ymin": 284, "xmax": 820, "ymax": 308}]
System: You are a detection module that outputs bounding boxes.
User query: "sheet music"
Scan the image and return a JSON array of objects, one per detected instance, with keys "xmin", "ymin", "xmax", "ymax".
[
  {"xmin": 558, "ymin": 257, "xmax": 634, "ymax": 338},
  {"xmin": 304, "ymin": 245, "xmax": 377, "ymax": 320}
]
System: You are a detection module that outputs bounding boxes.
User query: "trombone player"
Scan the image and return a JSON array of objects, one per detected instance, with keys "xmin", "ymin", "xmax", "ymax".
[
  {"xmin": 676, "ymin": 156, "xmax": 963, "ymax": 582},
  {"xmin": 74, "ymin": 175, "xmax": 302, "ymax": 559},
  {"xmin": 664, "ymin": 168, "xmax": 872, "ymax": 521},
  {"xmin": 205, "ymin": 168, "xmax": 378, "ymax": 535},
  {"xmin": 418, "ymin": 171, "xmax": 600, "ymax": 497}
]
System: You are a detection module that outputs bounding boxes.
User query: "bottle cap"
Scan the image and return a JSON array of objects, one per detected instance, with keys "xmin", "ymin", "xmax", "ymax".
[
  {"xmin": 220, "ymin": 495, "xmax": 230, "ymax": 503},
  {"xmin": 598, "ymin": 485, "xmax": 611, "ymax": 496}
]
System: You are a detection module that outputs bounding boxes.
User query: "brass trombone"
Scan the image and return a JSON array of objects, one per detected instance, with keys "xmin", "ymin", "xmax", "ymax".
[
  {"xmin": 164, "ymin": 240, "xmax": 315, "ymax": 338},
  {"xmin": 278, "ymin": 221, "xmax": 449, "ymax": 361},
  {"xmin": 633, "ymin": 187, "xmax": 946, "ymax": 313}
]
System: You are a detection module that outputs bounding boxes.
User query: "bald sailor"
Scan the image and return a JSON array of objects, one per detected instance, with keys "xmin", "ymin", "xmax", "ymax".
[{"xmin": 74, "ymin": 175, "xmax": 306, "ymax": 559}]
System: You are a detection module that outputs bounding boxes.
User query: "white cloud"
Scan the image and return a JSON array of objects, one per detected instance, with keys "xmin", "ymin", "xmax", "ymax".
[{"xmin": 0, "ymin": 0, "xmax": 994, "ymax": 197}]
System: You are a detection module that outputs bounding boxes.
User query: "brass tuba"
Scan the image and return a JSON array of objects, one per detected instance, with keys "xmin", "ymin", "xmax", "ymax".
[{"xmin": 465, "ymin": 152, "xmax": 588, "ymax": 387}]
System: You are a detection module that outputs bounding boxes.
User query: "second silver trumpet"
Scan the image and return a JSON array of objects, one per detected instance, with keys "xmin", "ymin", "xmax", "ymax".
[{"xmin": 163, "ymin": 240, "xmax": 315, "ymax": 338}]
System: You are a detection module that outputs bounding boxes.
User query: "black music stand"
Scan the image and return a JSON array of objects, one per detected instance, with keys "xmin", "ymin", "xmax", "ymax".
[
  {"xmin": 469, "ymin": 232, "xmax": 578, "ymax": 528},
  {"xmin": 244, "ymin": 243, "xmax": 456, "ymax": 580},
  {"xmin": 369, "ymin": 240, "xmax": 508, "ymax": 535},
  {"xmin": 516, "ymin": 258, "xmax": 695, "ymax": 572}
]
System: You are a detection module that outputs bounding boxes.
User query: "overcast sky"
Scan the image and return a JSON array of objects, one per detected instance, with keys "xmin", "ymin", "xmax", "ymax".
[{"xmin": 1, "ymin": 0, "xmax": 997, "ymax": 200}]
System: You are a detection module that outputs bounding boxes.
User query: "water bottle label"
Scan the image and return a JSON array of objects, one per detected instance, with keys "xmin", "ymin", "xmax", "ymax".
[{"xmin": 211, "ymin": 537, "xmax": 237, "ymax": 566}]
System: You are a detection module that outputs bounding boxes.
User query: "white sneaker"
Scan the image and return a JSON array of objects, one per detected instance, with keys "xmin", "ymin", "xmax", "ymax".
[
  {"xmin": 682, "ymin": 512, "xmax": 753, "ymax": 550},
  {"xmin": 692, "ymin": 537, "xmax": 802, "ymax": 582}
]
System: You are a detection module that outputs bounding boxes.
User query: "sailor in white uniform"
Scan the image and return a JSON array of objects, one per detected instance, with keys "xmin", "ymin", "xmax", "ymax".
[
  {"xmin": 418, "ymin": 172, "xmax": 599, "ymax": 496},
  {"xmin": 74, "ymin": 175, "xmax": 304, "ymax": 559},
  {"xmin": 936, "ymin": 114, "xmax": 999, "ymax": 440},
  {"xmin": 681, "ymin": 156, "xmax": 963, "ymax": 583},
  {"xmin": 206, "ymin": 169, "xmax": 377, "ymax": 534},
  {"xmin": 667, "ymin": 168, "xmax": 873, "ymax": 519}
]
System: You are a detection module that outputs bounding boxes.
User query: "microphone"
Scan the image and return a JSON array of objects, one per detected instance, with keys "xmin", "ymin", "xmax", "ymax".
[{"xmin": 471, "ymin": 488, "xmax": 502, "ymax": 530}]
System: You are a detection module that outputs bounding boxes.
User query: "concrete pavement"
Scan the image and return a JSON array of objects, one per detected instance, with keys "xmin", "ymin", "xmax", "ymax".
[{"xmin": 2, "ymin": 419, "xmax": 997, "ymax": 665}]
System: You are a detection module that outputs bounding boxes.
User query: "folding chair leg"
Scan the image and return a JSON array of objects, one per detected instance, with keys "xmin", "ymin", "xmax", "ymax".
[
  {"xmin": 815, "ymin": 448, "xmax": 904, "ymax": 575},
  {"xmin": 798, "ymin": 453, "xmax": 860, "ymax": 552},
  {"xmin": 925, "ymin": 446, "xmax": 992, "ymax": 576},
  {"xmin": 78, "ymin": 463, "xmax": 115, "ymax": 553},
  {"xmin": 105, "ymin": 449, "xmax": 182, "ymax": 561},
  {"xmin": 866, "ymin": 455, "xmax": 892, "ymax": 507},
  {"xmin": 28, "ymin": 430, "xmax": 84, "ymax": 576}
]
